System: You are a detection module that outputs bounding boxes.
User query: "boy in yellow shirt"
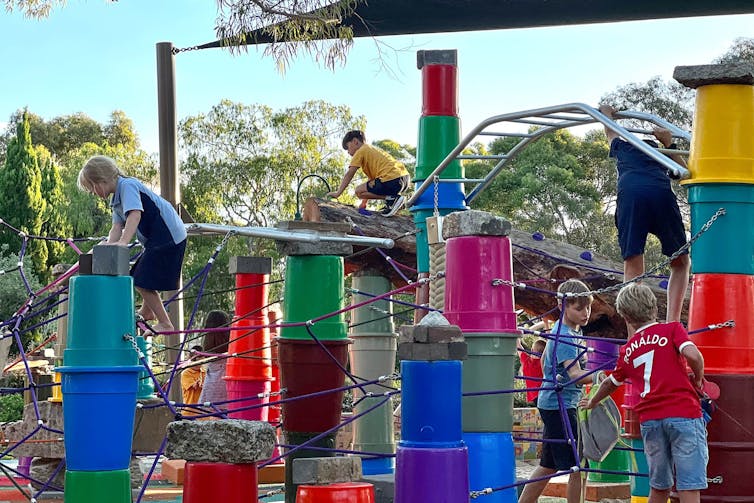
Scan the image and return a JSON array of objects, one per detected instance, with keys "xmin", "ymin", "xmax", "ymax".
[{"xmin": 327, "ymin": 130, "xmax": 410, "ymax": 216}]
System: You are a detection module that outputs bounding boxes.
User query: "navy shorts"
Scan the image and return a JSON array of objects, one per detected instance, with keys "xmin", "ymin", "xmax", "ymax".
[
  {"xmin": 539, "ymin": 408, "xmax": 582, "ymax": 470},
  {"xmin": 615, "ymin": 187, "xmax": 688, "ymax": 260},
  {"xmin": 132, "ymin": 239, "xmax": 186, "ymax": 291},
  {"xmin": 367, "ymin": 175, "xmax": 409, "ymax": 196}
]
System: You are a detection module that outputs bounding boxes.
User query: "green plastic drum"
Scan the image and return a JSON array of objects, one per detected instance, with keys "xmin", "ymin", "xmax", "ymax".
[
  {"xmin": 136, "ymin": 335, "xmax": 154, "ymax": 399},
  {"xmin": 64, "ymin": 469, "xmax": 131, "ymax": 503},
  {"xmin": 588, "ymin": 439, "xmax": 630, "ymax": 483},
  {"xmin": 64, "ymin": 275, "xmax": 137, "ymax": 366},
  {"xmin": 350, "ymin": 273, "xmax": 394, "ymax": 335},
  {"xmin": 280, "ymin": 255, "xmax": 347, "ymax": 340},
  {"xmin": 688, "ymin": 184, "xmax": 754, "ymax": 275},
  {"xmin": 462, "ymin": 332, "xmax": 519, "ymax": 432},
  {"xmin": 416, "ymin": 115, "xmax": 463, "ymax": 180},
  {"xmin": 352, "ymin": 395, "xmax": 396, "ymax": 455}
]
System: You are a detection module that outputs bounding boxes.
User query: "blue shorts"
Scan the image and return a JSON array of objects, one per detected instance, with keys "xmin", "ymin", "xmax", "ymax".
[
  {"xmin": 367, "ymin": 175, "xmax": 409, "ymax": 197},
  {"xmin": 539, "ymin": 408, "xmax": 581, "ymax": 470},
  {"xmin": 615, "ymin": 187, "xmax": 687, "ymax": 260},
  {"xmin": 640, "ymin": 417, "xmax": 708, "ymax": 491},
  {"xmin": 132, "ymin": 239, "xmax": 186, "ymax": 291}
]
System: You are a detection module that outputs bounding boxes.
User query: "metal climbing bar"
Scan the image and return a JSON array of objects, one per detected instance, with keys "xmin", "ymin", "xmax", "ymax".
[{"xmin": 405, "ymin": 103, "xmax": 692, "ymax": 209}]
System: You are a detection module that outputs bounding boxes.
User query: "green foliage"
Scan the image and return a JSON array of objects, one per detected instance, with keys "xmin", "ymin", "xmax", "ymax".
[
  {"xmin": 372, "ymin": 139, "xmax": 416, "ymax": 175},
  {"xmin": 600, "ymin": 76, "xmax": 694, "ymax": 131},
  {"xmin": 0, "ymin": 393, "xmax": 24, "ymax": 422},
  {"xmin": 0, "ymin": 244, "xmax": 43, "ymax": 353},
  {"xmin": 713, "ymin": 37, "xmax": 754, "ymax": 65}
]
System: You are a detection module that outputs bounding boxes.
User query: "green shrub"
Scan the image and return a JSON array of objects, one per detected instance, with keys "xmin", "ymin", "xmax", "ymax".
[{"xmin": 0, "ymin": 393, "xmax": 24, "ymax": 422}]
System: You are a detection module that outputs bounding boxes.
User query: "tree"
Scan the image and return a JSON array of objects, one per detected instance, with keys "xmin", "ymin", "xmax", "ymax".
[
  {"xmin": 600, "ymin": 76, "xmax": 694, "ymax": 131},
  {"xmin": 373, "ymin": 139, "xmax": 416, "ymax": 175},
  {"xmin": 713, "ymin": 37, "xmax": 754, "ymax": 64},
  {"xmin": 104, "ymin": 110, "xmax": 138, "ymax": 150},
  {"xmin": 3, "ymin": 0, "xmax": 66, "ymax": 17},
  {"xmin": 36, "ymin": 144, "xmax": 71, "ymax": 273},
  {"xmin": 0, "ymin": 112, "xmax": 48, "ymax": 275}
]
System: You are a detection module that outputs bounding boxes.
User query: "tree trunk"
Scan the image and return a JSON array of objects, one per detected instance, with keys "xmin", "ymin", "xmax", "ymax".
[{"xmin": 305, "ymin": 197, "xmax": 688, "ymax": 340}]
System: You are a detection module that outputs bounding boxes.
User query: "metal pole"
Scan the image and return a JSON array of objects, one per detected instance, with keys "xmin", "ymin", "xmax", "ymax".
[{"xmin": 156, "ymin": 41, "xmax": 183, "ymax": 401}]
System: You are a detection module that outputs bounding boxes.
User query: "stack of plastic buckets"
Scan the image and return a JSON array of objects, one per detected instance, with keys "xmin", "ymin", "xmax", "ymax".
[
  {"xmin": 278, "ymin": 254, "xmax": 350, "ymax": 503},
  {"xmin": 444, "ymin": 229, "xmax": 518, "ymax": 502},
  {"xmin": 586, "ymin": 339, "xmax": 629, "ymax": 484},
  {"xmin": 348, "ymin": 272, "xmax": 397, "ymax": 475},
  {"xmin": 224, "ymin": 256, "xmax": 273, "ymax": 420},
  {"xmin": 411, "ymin": 49, "xmax": 468, "ymax": 310},
  {"xmin": 58, "ymin": 250, "xmax": 141, "ymax": 503},
  {"xmin": 680, "ymin": 75, "xmax": 754, "ymax": 502},
  {"xmin": 396, "ymin": 356, "xmax": 469, "ymax": 502}
]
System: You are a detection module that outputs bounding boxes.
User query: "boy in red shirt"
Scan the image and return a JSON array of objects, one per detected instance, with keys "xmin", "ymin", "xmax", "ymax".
[
  {"xmin": 581, "ymin": 283, "xmax": 707, "ymax": 503},
  {"xmin": 518, "ymin": 338, "xmax": 546, "ymax": 406}
]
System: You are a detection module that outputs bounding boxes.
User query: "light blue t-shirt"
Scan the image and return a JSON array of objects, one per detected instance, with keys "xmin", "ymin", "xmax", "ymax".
[
  {"xmin": 110, "ymin": 177, "xmax": 187, "ymax": 248},
  {"xmin": 537, "ymin": 321, "xmax": 586, "ymax": 410}
]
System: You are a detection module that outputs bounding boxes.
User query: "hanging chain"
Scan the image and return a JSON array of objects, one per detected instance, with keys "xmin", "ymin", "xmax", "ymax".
[
  {"xmin": 492, "ymin": 207, "xmax": 726, "ymax": 298},
  {"xmin": 123, "ymin": 333, "xmax": 145, "ymax": 359},
  {"xmin": 433, "ymin": 175, "xmax": 440, "ymax": 218}
]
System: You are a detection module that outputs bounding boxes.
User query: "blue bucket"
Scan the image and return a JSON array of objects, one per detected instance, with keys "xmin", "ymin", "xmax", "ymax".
[
  {"xmin": 464, "ymin": 432, "xmax": 517, "ymax": 502},
  {"xmin": 400, "ymin": 360, "xmax": 462, "ymax": 447},
  {"xmin": 628, "ymin": 437, "xmax": 650, "ymax": 498},
  {"xmin": 361, "ymin": 456, "xmax": 394, "ymax": 475},
  {"xmin": 58, "ymin": 366, "xmax": 141, "ymax": 471}
]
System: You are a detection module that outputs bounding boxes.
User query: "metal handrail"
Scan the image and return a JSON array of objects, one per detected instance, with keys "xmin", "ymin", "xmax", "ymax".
[{"xmin": 405, "ymin": 103, "xmax": 691, "ymax": 209}]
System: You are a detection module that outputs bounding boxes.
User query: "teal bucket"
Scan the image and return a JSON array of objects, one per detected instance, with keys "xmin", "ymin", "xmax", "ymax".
[
  {"xmin": 64, "ymin": 275, "xmax": 138, "ymax": 366},
  {"xmin": 688, "ymin": 184, "xmax": 754, "ymax": 275}
]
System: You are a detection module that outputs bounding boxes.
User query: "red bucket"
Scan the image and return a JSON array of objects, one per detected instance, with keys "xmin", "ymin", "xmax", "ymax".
[
  {"xmin": 184, "ymin": 462, "xmax": 257, "ymax": 503},
  {"xmin": 622, "ymin": 406, "xmax": 641, "ymax": 439},
  {"xmin": 297, "ymin": 482, "xmax": 375, "ymax": 503},
  {"xmin": 277, "ymin": 338, "xmax": 351, "ymax": 433},
  {"xmin": 225, "ymin": 378, "xmax": 271, "ymax": 421},
  {"xmin": 688, "ymin": 273, "xmax": 754, "ymax": 374},
  {"xmin": 225, "ymin": 317, "xmax": 272, "ymax": 380}
]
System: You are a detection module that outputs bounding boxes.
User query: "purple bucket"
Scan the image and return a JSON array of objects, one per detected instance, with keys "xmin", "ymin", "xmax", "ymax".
[
  {"xmin": 395, "ymin": 445, "xmax": 469, "ymax": 503},
  {"xmin": 586, "ymin": 338, "xmax": 619, "ymax": 372}
]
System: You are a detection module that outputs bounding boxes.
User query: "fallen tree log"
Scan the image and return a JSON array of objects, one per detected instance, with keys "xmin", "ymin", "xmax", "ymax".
[{"xmin": 304, "ymin": 197, "xmax": 689, "ymax": 340}]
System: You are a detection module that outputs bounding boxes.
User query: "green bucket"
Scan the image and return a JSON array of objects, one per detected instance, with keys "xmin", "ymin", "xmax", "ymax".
[
  {"xmin": 416, "ymin": 115, "xmax": 463, "ymax": 180},
  {"xmin": 688, "ymin": 184, "xmax": 754, "ymax": 275},
  {"xmin": 352, "ymin": 395, "xmax": 396, "ymax": 454},
  {"xmin": 281, "ymin": 255, "xmax": 347, "ymax": 340},
  {"xmin": 588, "ymin": 439, "xmax": 630, "ymax": 483},
  {"xmin": 462, "ymin": 332, "xmax": 519, "ymax": 432},
  {"xmin": 350, "ymin": 273, "xmax": 394, "ymax": 335},
  {"xmin": 64, "ymin": 469, "xmax": 131, "ymax": 503}
]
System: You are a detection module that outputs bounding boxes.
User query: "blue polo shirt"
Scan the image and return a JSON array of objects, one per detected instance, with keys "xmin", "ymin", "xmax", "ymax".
[
  {"xmin": 537, "ymin": 321, "xmax": 587, "ymax": 410},
  {"xmin": 110, "ymin": 177, "xmax": 187, "ymax": 248},
  {"xmin": 609, "ymin": 138, "xmax": 671, "ymax": 195}
]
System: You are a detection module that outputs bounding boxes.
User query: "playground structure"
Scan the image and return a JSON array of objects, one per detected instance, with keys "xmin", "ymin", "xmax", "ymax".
[{"xmin": 0, "ymin": 52, "xmax": 753, "ymax": 503}]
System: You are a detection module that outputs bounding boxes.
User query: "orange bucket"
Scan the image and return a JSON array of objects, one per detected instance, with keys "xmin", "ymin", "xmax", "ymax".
[
  {"xmin": 688, "ymin": 273, "xmax": 754, "ymax": 374},
  {"xmin": 296, "ymin": 482, "xmax": 375, "ymax": 503}
]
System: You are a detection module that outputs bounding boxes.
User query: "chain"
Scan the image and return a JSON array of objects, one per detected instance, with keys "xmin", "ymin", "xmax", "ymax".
[
  {"xmin": 172, "ymin": 45, "xmax": 201, "ymax": 54},
  {"xmin": 123, "ymin": 333, "xmax": 145, "ymax": 359},
  {"xmin": 218, "ymin": 230, "xmax": 236, "ymax": 252},
  {"xmin": 492, "ymin": 207, "xmax": 726, "ymax": 298},
  {"xmin": 470, "ymin": 488, "xmax": 493, "ymax": 498},
  {"xmin": 433, "ymin": 175, "xmax": 440, "ymax": 218},
  {"xmin": 709, "ymin": 320, "xmax": 736, "ymax": 330}
]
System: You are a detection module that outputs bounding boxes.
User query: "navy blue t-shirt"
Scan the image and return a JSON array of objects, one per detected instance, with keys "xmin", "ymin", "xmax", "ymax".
[{"xmin": 609, "ymin": 138, "xmax": 671, "ymax": 194}]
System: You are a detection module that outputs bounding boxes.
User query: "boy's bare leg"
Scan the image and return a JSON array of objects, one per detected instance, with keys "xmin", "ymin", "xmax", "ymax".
[
  {"xmin": 136, "ymin": 287, "xmax": 173, "ymax": 333},
  {"xmin": 623, "ymin": 254, "xmax": 645, "ymax": 281},
  {"xmin": 666, "ymin": 254, "xmax": 691, "ymax": 322},
  {"xmin": 566, "ymin": 472, "xmax": 583, "ymax": 503},
  {"xmin": 676, "ymin": 489, "xmax": 700, "ymax": 503},
  {"xmin": 518, "ymin": 466, "xmax": 555, "ymax": 503},
  {"xmin": 649, "ymin": 487, "xmax": 671, "ymax": 503}
]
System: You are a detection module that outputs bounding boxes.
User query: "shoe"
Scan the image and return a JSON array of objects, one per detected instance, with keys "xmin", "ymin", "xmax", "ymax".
[{"xmin": 380, "ymin": 195, "xmax": 405, "ymax": 217}]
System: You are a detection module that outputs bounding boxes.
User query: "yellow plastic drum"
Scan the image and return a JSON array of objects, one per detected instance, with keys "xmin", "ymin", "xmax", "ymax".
[
  {"xmin": 684, "ymin": 84, "xmax": 754, "ymax": 184},
  {"xmin": 49, "ymin": 371, "xmax": 62, "ymax": 403}
]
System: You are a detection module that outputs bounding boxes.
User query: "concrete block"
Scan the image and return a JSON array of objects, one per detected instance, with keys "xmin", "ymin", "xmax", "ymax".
[
  {"xmin": 5, "ymin": 401, "xmax": 65, "ymax": 458},
  {"xmin": 417, "ymin": 49, "xmax": 457, "ymax": 69},
  {"xmin": 228, "ymin": 256, "xmax": 272, "ymax": 275},
  {"xmin": 397, "ymin": 341, "xmax": 467, "ymax": 361},
  {"xmin": 674, "ymin": 62, "xmax": 754, "ymax": 89},
  {"xmin": 398, "ymin": 325, "xmax": 427, "ymax": 343},
  {"xmin": 78, "ymin": 253, "xmax": 93, "ymax": 275},
  {"xmin": 442, "ymin": 210, "xmax": 511, "ymax": 239},
  {"xmin": 425, "ymin": 325, "xmax": 464, "ymax": 343},
  {"xmin": 132, "ymin": 397, "xmax": 174, "ymax": 453},
  {"xmin": 165, "ymin": 419, "xmax": 275, "ymax": 463},
  {"xmin": 276, "ymin": 239, "xmax": 353, "ymax": 256},
  {"xmin": 361, "ymin": 473, "xmax": 395, "ymax": 503},
  {"xmin": 92, "ymin": 244, "xmax": 130, "ymax": 276},
  {"xmin": 291, "ymin": 456, "xmax": 362, "ymax": 485}
]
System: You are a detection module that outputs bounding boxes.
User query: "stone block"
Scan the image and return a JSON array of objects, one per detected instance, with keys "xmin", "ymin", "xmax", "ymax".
[
  {"xmin": 29, "ymin": 458, "xmax": 65, "ymax": 491},
  {"xmin": 397, "ymin": 341, "xmax": 467, "ymax": 361},
  {"xmin": 92, "ymin": 244, "xmax": 130, "ymax": 276},
  {"xmin": 291, "ymin": 456, "xmax": 362, "ymax": 485},
  {"xmin": 426, "ymin": 325, "xmax": 464, "ymax": 343},
  {"xmin": 441, "ymin": 210, "xmax": 511, "ymax": 239},
  {"xmin": 674, "ymin": 62, "xmax": 754, "ymax": 89},
  {"xmin": 228, "ymin": 256, "xmax": 272, "ymax": 275},
  {"xmin": 276, "ymin": 239, "xmax": 353, "ymax": 257},
  {"xmin": 78, "ymin": 253, "xmax": 93, "ymax": 275},
  {"xmin": 361, "ymin": 473, "xmax": 395, "ymax": 503},
  {"xmin": 165, "ymin": 419, "xmax": 275, "ymax": 463},
  {"xmin": 132, "ymin": 398, "xmax": 174, "ymax": 453},
  {"xmin": 417, "ymin": 49, "xmax": 457, "ymax": 69},
  {"xmin": 5, "ymin": 401, "xmax": 65, "ymax": 458}
]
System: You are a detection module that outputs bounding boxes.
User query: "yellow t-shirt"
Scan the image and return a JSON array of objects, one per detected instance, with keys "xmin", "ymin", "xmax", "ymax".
[
  {"xmin": 350, "ymin": 144, "xmax": 408, "ymax": 182},
  {"xmin": 181, "ymin": 366, "xmax": 204, "ymax": 413}
]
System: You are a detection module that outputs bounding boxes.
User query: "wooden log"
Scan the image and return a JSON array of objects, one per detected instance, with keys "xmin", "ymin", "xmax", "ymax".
[{"xmin": 304, "ymin": 198, "xmax": 688, "ymax": 340}]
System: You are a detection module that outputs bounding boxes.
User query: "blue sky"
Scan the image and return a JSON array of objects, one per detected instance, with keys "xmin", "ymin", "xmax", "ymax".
[{"xmin": 1, "ymin": 2, "xmax": 753, "ymax": 154}]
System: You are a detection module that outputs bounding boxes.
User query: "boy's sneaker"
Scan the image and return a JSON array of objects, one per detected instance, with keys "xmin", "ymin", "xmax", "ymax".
[{"xmin": 380, "ymin": 195, "xmax": 405, "ymax": 217}]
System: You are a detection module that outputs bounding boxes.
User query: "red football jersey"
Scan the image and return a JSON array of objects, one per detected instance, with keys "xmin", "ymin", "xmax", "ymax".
[
  {"xmin": 610, "ymin": 321, "xmax": 701, "ymax": 422},
  {"xmin": 520, "ymin": 352, "xmax": 543, "ymax": 403}
]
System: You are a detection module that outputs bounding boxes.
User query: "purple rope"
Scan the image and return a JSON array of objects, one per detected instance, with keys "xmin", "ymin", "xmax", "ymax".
[
  {"xmin": 32, "ymin": 457, "xmax": 66, "ymax": 500},
  {"xmin": 135, "ymin": 435, "xmax": 168, "ymax": 503},
  {"xmin": 276, "ymin": 443, "xmax": 395, "ymax": 458},
  {"xmin": 349, "ymin": 287, "xmax": 441, "ymax": 313},
  {"xmin": 349, "ymin": 222, "xmax": 414, "ymax": 283}
]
